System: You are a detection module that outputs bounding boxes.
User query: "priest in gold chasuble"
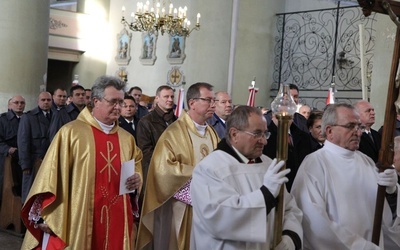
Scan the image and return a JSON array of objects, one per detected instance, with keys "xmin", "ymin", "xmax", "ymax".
[
  {"xmin": 137, "ymin": 82, "xmax": 219, "ymax": 250},
  {"xmin": 21, "ymin": 76, "xmax": 143, "ymax": 250}
]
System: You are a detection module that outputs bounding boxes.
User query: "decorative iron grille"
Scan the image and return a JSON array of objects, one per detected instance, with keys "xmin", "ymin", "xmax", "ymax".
[{"xmin": 273, "ymin": 5, "xmax": 376, "ymax": 110}]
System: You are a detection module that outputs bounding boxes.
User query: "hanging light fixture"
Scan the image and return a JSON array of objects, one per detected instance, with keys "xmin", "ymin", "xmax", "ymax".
[{"xmin": 121, "ymin": 1, "xmax": 200, "ymax": 37}]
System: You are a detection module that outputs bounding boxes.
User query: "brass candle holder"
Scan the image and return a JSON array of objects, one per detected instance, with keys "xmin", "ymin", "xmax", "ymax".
[{"xmin": 270, "ymin": 84, "xmax": 297, "ymax": 249}]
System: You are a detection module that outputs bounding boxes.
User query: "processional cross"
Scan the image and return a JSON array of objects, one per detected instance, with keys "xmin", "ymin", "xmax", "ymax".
[{"xmin": 357, "ymin": 0, "xmax": 400, "ymax": 245}]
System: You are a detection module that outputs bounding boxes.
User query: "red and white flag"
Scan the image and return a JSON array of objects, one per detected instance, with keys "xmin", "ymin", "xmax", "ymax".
[
  {"xmin": 326, "ymin": 87, "xmax": 335, "ymax": 105},
  {"xmin": 246, "ymin": 78, "xmax": 259, "ymax": 107},
  {"xmin": 174, "ymin": 88, "xmax": 185, "ymax": 117}
]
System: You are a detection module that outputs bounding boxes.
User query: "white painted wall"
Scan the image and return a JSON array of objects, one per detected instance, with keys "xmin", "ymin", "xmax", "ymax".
[{"xmin": 106, "ymin": 0, "xmax": 284, "ymax": 107}]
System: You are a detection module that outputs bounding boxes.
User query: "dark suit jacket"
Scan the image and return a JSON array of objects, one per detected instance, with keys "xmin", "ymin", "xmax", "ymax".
[
  {"xmin": 263, "ymin": 122, "xmax": 312, "ymax": 191},
  {"xmin": 49, "ymin": 103, "xmax": 82, "ymax": 141},
  {"xmin": 309, "ymin": 134, "xmax": 323, "ymax": 153},
  {"xmin": 264, "ymin": 111, "xmax": 308, "ymax": 133},
  {"xmin": 358, "ymin": 129, "xmax": 381, "ymax": 163},
  {"xmin": 118, "ymin": 116, "xmax": 139, "ymax": 140},
  {"xmin": 207, "ymin": 113, "xmax": 226, "ymax": 139},
  {"xmin": 0, "ymin": 110, "xmax": 20, "ymax": 155},
  {"xmin": 17, "ymin": 107, "xmax": 51, "ymax": 171},
  {"xmin": 135, "ymin": 105, "xmax": 149, "ymax": 120}
]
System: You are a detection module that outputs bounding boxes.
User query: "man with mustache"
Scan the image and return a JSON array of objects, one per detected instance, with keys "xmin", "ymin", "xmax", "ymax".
[{"xmin": 291, "ymin": 103, "xmax": 400, "ymax": 249}]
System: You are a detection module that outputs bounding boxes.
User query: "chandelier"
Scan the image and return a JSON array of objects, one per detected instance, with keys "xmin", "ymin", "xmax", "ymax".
[{"xmin": 121, "ymin": 1, "xmax": 200, "ymax": 37}]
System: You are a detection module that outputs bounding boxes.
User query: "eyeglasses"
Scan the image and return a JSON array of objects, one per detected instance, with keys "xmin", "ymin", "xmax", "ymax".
[
  {"xmin": 332, "ymin": 123, "xmax": 366, "ymax": 132},
  {"xmin": 240, "ymin": 130, "xmax": 271, "ymax": 140},
  {"xmin": 102, "ymin": 97, "xmax": 124, "ymax": 107},
  {"xmin": 193, "ymin": 97, "xmax": 216, "ymax": 104}
]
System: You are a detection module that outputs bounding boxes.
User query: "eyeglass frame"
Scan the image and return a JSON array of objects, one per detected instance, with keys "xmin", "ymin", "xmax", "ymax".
[
  {"xmin": 331, "ymin": 123, "xmax": 366, "ymax": 132},
  {"xmin": 239, "ymin": 130, "xmax": 271, "ymax": 140},
  {"xmin": 192, "ymin": 97, "xmax": 216, "ymax": 104},
  {"xmin": 102, "ymin": 97, "xmax": 125, "ymax": 107}
]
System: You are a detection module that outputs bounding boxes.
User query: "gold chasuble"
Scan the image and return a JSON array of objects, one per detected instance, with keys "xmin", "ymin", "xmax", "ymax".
[
  {"xmin": 137, "ymin": 111, "xmax": 219, "ymax": 250},
  {"xmin": 21, "ymin": 107, "xmax": 143, "ymax": 250}
]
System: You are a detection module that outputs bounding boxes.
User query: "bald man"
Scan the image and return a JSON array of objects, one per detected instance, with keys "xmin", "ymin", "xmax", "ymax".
[
  {"xmin": 0, "ymin": 95, "xmax": 25, "ymax": 203},
  {"xmin": 354, "ymin": 100, "xmax": 381, "ymax": 163},
  {"xmin": 18, "ymin": 92, "xmax": 53, "ymax": 203}
]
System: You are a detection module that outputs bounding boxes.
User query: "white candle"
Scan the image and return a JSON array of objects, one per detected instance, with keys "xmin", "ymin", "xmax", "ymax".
[
  {"xmin": 122, "ymin": 6, "xmax": 126, "ymax": 16},
  {"xmin": 174, "ymin": 8, "xmax": 177, "ymax": 18},
  {"xmin": 169, "ymin": 3, "xmax": 173, "ymax": 15},
  {"xmin": 197, "ymin": 13, "xmax": 201, "ymax": 24},
  {"xmin": 359, "ymin": 23, "xmax": 368, "ymax": 101},
  {"xmin": 183, "ymin": 18, "xmax": 187, "ymax": 28},
  {"xmin": 156, "ymin": 2, "xmax": 160, "ymax": 15}
]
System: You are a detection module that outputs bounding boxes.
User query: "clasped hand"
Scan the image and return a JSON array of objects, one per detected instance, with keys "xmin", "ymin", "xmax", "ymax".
[
  {"xmin": 263, "ymin": 159, "xmax": 290, "ymax": 197},
  {"xmin": 377, "ymin": 168, "xmax": 398, "ymax": 194}
]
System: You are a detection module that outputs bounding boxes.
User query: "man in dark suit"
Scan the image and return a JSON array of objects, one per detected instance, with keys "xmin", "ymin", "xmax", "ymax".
[
  {"xmin": 51, "ymin": 88, "xmax": 67, "ymax": 112},
  {"xmin": 354, "ymin": 100, "xmax": 381, "ymax": 163},
  {"xmin": 206, "ymin": 91, "xmax": 233, "ymax": 139},
  {"xmin": 128, "ymin": 86, "xmax": 149, "ymax": 120},
  {"xmin": 118, "ymin": 95, "xmax": 139, "ymax": 140},
  {"xmin": 49, "ymin": 85, "xmax": 86, "ymax": 141},
  {"xmin": 264, "ymin": 84, "xmax": 308, "ymax": 133},
  {"xmin": 263, "ymin": 113, "xmax": 312, "ymax": 191},
  {"xmin": 0, "ymin": 95, "xmax": 25, "ymax": 202},
  {"xmin": 17, "ymin": 92, "xmax": 52, "ymax": 203}
]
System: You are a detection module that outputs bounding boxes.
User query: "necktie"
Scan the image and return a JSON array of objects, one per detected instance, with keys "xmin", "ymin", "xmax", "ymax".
[
  {"xmin": 366, "ymin": 131, "xmax": 374, "ymax": 143},
  {"xmin": 129, "ymin": 121, "xmax": 135, "ymax": 130},
  {"xmin": 45, "ymin": 112, "xmax": 51, "ymax": 121}
]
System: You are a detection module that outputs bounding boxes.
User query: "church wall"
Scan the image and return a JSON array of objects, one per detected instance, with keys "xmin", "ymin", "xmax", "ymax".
[
  {"xmin": 0, "ymin": 1, "xmax": 50, "ymax": 111},
  {"xmin": 106, "ymin": 0, "xmax": 285, "ymax": 106}
]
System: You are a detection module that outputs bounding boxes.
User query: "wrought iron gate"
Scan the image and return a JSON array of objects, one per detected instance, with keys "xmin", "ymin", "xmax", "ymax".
[{"xmin": 272, "ymin": 5, "xmax": 377, "ymax": 110}]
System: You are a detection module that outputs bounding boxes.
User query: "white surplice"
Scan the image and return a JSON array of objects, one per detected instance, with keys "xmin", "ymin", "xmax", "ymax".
[
  {"xmin": 190, "ymin": 151, "xmax": 303, "ymax": 250},
  {"xmin": 291, "ymin": 140, "xmax": 400, "ymax": 250}
]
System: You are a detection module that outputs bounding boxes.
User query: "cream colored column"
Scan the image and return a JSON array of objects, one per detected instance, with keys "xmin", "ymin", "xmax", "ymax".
[{"xmin": 0, "ymin": 1, "xmax": 50, "ymax": 111}]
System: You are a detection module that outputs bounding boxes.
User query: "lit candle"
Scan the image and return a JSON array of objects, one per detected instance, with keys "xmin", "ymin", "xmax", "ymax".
[
  {"xmin": 131, "ymin": 12, "xmax": 135, "ymax": 23},
  {"xmin": 187, "ymin": 20, "xmax": 191, "ymax": 29},
  {"xmin": 136, "ymin": 2, "xmax": 140, "ymax": 13},
  {"xmin": 162, "ymin": 7, "xmax": 165, "ymax": 16},
  {"xmin": 169, "ymin": 3, "xmax": 173, "ymax": 15},
  {"xmin": 183, "ymin": 6, "xmax": 187, "ymax": 17},
  {"xmin": 122, "ymin": 6, "xmax": 126, "ymax": 16},
  {"xmin": 151, "ymin": 7, "xmax": 154, "ymax": 13},
  {"xmin": 197, "ymin": 13, "xmax": 201, "ymax": 24},
  {"xmin": 174, "ymin": 8, "xmax": 177, "ymax": 18}
]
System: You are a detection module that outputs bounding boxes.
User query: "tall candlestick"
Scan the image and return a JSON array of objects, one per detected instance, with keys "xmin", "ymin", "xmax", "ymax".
[{"xmin": 359, "ymin": 23, "xmax": 368, "ymax": 101}]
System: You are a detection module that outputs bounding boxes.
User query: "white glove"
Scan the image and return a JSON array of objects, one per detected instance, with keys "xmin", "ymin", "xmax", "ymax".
[
  {"xmin": 378, "ymin": 168, "xmax": 398, "ymax": 194},
  {"xmin": 263, "ymin": 159, "xmax": 290, "ymax": 197},
  {"xmin": 275, "ymin": 235, "xmax": 295, "ymax": 250}
]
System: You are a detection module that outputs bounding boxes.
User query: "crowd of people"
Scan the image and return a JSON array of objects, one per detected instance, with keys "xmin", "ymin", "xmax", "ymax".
[{"xmin": 0, "ymin": 76, "xmax": 400, "ymax": 249}]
